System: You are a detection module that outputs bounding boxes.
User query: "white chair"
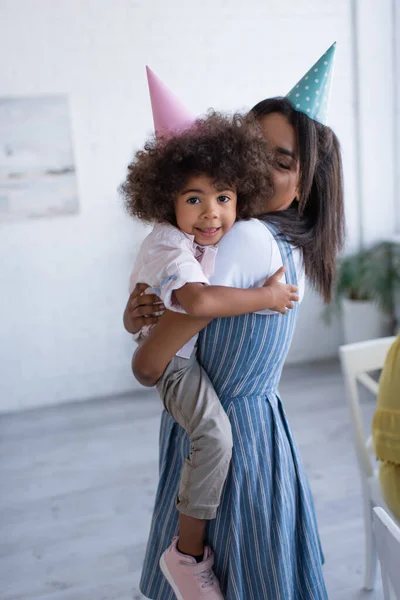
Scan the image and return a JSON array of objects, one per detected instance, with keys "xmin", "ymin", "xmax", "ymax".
[
  {"xmin": 373, "ymin": 507, "xmax": 400, "ymax": 599},
  {"xmin": 339, "ymin": 336, "xmax": 396, "ymax": 591}
]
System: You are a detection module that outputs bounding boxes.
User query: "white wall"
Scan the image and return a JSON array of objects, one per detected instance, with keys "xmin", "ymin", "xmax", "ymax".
[
  {"xmin": 0, "ymin": 0, "xmax": 390, "ymax": 413},
  {"xmin": 354, "ymin": 0, "xmax": 397, "ymax": 246},
  {"xmin": 396, "ymin": 1, "xmax": 400, "ymax": 235}
]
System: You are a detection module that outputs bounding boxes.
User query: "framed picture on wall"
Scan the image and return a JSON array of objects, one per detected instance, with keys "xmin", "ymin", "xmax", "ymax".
[{"xmin": 0, "ymin": 95, "xmax": 78, "ymax": 221}]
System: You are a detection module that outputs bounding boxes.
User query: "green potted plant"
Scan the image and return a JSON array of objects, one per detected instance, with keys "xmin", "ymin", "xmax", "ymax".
[{"xmin": 328, "ymin": 241, "xmax": 400, "ymax": 344}]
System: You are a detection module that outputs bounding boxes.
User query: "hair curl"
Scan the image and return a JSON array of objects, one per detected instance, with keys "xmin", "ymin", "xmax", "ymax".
[{"xmin": 120, "ymin": 111, "xmax": 274, "ymax": 225}]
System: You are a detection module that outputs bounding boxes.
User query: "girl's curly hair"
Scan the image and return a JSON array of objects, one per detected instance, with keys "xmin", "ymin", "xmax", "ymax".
[{"xmin": 120, "ymin": 111, "xmax": 274, "ymax": 225}]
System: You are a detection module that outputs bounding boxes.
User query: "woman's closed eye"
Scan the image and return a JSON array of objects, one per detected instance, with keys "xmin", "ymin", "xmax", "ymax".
[{"xmin": 275, "ymin": 160, "xmax": 291, "ymax": 170}]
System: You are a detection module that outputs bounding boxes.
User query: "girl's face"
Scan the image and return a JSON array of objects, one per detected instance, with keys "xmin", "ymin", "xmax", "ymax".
[
  {"xmin": 175, "ymin": 174, "xmax": 237, "ymax": 246},
  {"xmin": 258, "ymin": 112, "xmax": 300, "ymax": 212}
]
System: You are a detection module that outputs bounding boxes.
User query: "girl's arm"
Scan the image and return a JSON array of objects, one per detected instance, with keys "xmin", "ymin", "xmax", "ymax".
[
  {"xmin": 174, "ymin": 266, "xmax": 298, "ymax": 317},
  {"xmin": 125, "ymin": 267, "xmax": 298, "ymax": 385},
  {"xmin": 130, "ymin": 265, "xmax": 298, "ymax": 386},
  {"xmin": 132, "ymin": 310, "xmax": 211, "ymax": 387}
]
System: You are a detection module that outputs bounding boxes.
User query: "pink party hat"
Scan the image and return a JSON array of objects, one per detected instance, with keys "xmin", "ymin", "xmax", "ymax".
[{"xmin": 146, "ymin": 66, "xmax": 196, "ymax": 137}]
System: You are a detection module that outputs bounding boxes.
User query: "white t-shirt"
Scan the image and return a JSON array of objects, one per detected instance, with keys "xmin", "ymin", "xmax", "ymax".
[{"xmin": 210, "ymin": 219, "xmax": 305, "ymax": 310}]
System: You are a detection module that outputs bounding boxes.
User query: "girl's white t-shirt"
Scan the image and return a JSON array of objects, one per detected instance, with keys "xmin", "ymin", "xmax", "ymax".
[{"xmin": 210, "ymin": 219, "xmax": 305, "ymax": 310}]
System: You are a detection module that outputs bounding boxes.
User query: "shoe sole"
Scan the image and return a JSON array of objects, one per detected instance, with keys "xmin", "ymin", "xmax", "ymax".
[{"xmin": 159, "ymin": 552, "xmax": 185, "ymax": 600}]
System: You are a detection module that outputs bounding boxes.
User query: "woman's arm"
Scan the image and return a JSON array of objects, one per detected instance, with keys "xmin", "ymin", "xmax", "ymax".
[
  {"xmin": 123, "ymin": 283, "xmax": 210, "ymax": 386},
  {"xmin": 132, "ymin": 310, "xmax": 211, "ymax": 386}
]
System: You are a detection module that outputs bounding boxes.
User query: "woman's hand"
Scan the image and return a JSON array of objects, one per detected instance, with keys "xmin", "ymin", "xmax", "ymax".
[{"xmin": 123, "ymin": 283, "xmax": 165, "ymax": 334}]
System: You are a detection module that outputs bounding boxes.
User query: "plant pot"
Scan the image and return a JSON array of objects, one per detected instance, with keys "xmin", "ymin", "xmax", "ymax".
[{"xmin": 342, "ymin": 298, "xmax": 391, "ymax": 345}]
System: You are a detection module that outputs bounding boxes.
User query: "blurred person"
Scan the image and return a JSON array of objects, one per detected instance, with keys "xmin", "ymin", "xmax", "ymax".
[{"xmin": 373, "ymin": 333, "xmax": 400, "ymax": 521}]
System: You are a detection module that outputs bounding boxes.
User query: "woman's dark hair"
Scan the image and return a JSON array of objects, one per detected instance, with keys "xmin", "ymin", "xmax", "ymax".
[
  {"xmin": 121, "ymin": 111, "xmax": 274, "ymax": 225},
  {"xmin": 251, "ymin": 97, "xmax": 345, "ymax": 303}
]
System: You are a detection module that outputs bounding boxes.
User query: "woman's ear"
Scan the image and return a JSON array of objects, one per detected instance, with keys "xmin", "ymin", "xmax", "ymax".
[
  {"xmin": 293, "ymin": 189, "xmax": 303, "ymax": 214},
  {"xmin": 292, "ymin": 194, "xmax": 300, "ymax": 205},
  {"xmin": 294, "ymin": 180, "xmax": 303, "ymax": 204}
]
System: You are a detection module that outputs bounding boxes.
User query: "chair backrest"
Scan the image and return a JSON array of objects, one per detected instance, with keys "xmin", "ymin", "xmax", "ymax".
[
  {"xmin": 339, "ymin": 337, "xmax": 396, "ymax": 480},
  {"xmin": 373, "ymin": 507, "xmax": 400, "ymax": 599}
]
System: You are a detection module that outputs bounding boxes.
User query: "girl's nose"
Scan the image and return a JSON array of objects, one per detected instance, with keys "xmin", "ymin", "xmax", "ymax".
[{"xmin": 201, "ymin": 202, "xmax": 219, "ymax": 219}]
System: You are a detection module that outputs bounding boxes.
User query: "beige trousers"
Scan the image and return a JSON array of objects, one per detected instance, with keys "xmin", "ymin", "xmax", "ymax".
[{"xmin": 156, "ymin": 352, "xmax": 232, "ymax": 520}]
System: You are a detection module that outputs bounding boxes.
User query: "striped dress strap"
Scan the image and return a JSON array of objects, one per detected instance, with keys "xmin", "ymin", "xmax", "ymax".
[{"xmin": 259, "ymin": 220, "xmax": 298, "ymax": 287}]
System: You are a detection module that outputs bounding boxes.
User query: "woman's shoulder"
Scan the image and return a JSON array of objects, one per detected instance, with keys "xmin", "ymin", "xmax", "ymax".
[
  {"xmin": 217, "ymin": 218, "xmax": 299, "ymax": 260},
  {"xmin": 223, "ymin": 218, "xmax": 297, "ymax": 245},
  {"xmin": 218, "ymin": 219, "xmax": 274, "ymax": 254},
  {"xmin": 213, "ymin": 218, "xmax": 305, "ymax": 298},
  {"xmin": 211, "ymin": 219, "xmax": 274, "ymax": 288},
  {"xmin": 228, "ymin": 218, "xmax": 275, "ymax": 239}
]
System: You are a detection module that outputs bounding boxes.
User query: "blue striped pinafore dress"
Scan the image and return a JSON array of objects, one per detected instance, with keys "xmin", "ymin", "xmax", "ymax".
[{"xmin": 140, "ymin": 221, "xmax": 327, "ymax": 599}]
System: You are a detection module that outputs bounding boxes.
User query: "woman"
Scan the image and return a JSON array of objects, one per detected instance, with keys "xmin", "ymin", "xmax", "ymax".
[
  {"xmin": 126, "ymin": 49, "xmax": 344, "ymax": 599},
  {"xmin": 372, "ymin": 333, "xmax": 400, "ymax": 521}
]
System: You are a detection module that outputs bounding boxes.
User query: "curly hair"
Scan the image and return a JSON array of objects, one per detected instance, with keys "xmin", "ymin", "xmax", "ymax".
[{"xmin": 120, "ymin": 111, "xmax": 274, "ymax": 226}]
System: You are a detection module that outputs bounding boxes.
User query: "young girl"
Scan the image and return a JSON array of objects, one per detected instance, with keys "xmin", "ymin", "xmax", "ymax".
[{"xmin": 121, "ymin": 111, "xmax": 299, "ymax": 598}]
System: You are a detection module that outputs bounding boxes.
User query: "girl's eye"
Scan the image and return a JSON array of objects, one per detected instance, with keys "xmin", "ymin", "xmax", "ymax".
[
  {"xmin": 218, "ymin": 195, "xmax": 230, "ymax": 203},
  {"xmin": 187, "ymin": 197, "xmax": 200, "ymax": 205}
]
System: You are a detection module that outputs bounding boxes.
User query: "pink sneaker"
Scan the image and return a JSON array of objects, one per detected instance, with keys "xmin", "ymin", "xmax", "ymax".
[{"xmin": 159, "ymin": 537, "xmax": 224, "ymax": 599}]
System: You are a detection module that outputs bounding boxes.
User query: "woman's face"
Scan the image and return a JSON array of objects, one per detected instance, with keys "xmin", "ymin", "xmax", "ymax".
[{"xmin": 258, "ymin": 112, "xmax": 300, "ymax": 212}]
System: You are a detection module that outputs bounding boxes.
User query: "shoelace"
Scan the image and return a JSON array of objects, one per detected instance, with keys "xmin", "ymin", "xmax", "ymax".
[{"xmin": 196, "ymin": 567, "xmax": 217, "ymax": 589}]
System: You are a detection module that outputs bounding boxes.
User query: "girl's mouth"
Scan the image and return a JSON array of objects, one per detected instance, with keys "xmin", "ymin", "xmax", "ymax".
[{"xmin": 195, "ymin": 227, "xmax": 221, "ymax": 237}]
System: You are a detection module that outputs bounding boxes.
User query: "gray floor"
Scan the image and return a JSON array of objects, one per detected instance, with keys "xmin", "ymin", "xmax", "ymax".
[{"xmin": 0, "ymin": 360, "xmax": 383, "ymax": 600}]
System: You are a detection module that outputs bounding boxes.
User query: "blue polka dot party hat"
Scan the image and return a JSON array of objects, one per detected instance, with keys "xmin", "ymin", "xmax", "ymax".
[{"xmin": 286, "ymin": 42, "xmax": 336, "ymax": 124}]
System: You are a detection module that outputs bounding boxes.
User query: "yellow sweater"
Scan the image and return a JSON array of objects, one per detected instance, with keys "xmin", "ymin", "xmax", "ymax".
[{"xmin": 372, "ymin": 334, "xmax": 400, "ymax": 465}]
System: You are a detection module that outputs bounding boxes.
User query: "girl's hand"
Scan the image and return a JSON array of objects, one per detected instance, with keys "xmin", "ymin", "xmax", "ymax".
[
  {"xmin": 123, "ymin": 283, "xmax": 165, "ymax": 334},
  {"xmin": 263, "ymin": 266, "xmax": 299, "ymax": 315}
]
